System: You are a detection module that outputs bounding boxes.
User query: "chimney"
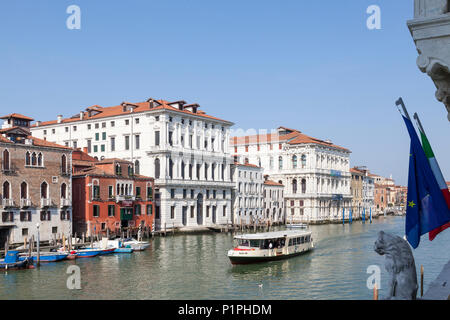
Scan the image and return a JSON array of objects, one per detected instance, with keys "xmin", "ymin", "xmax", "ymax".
[
  {"xmin": 57, "ymin": 115, "xmax": 63, "ymax": 124},
  {"xmin": 264, "ymin": 174, "xmax": 269, "ymax": 181},
  {"xmin": 83, "ymin": 147, "xmax": 88, "ymax": 153},
  {"xmin": 80, "ymin": 112, "xmax": 84, "ymax": 120},
  {"xmin": 36, "ymin": 121, "xmax": 41, "ymax": 127}
]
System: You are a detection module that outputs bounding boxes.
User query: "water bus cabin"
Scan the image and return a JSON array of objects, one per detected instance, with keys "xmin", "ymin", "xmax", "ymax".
[{"xmin": 228, "ymin": 230, "xmax": 314, "ymax": 265}]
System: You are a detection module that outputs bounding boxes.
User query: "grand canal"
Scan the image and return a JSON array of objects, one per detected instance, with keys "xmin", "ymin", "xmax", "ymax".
[{"xmin": 1, "ymin": 216, "xmax": 450, "ymax": 300}]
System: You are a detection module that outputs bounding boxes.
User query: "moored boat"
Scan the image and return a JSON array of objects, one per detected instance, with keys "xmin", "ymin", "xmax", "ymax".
[
  {"xmin": 286, "ymin": 223, "xmax": 308, "ymax": 229},
  {"xmin": 1, "ymin": 251, "xmax": 33, "ymax": 270},
  {"xmin": 19, "ymin": 252, "xmax": 68, "ymax": 263},
  {"xmin": 122, "ymin": 238, "xmax": 150, "ymax": 251},
  {"xmin": 227, "ymin": 230, "xmax": 314, "ymax": 265},
  {"xmin": 58, "ymin": 248, "xmax": 103, "ymax": 258},
  {"xmin": 93, "ymin": 239, "xmax": 134, "ymax": 253}
]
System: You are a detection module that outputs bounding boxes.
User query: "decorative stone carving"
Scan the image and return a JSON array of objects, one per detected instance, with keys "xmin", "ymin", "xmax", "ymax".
[
  {"xmin": 408, "ymin": 0, "xmax": 450, "ymax": 121},
  {"xmin": 414, "ymin": 0, "xmax": 449, "ymax": 18},
  {"xmin": 374, "ymin": 231, "xmax": 418, "ymax": 300}
]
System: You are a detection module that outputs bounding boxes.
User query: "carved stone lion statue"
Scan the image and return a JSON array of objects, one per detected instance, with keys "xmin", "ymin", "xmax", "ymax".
[{"xmin": 374, "ymin": 231, "xmax": 418, "ymax": 300}]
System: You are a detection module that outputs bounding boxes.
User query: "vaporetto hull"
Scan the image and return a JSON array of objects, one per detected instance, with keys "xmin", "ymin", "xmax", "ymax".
[
  {"xmin": 229, "ymin": 250, "xmax": 313, "ymax": 265},
  {"xmin": 228, "ymin": 230, "xmax": 314, "ymax": 265}
]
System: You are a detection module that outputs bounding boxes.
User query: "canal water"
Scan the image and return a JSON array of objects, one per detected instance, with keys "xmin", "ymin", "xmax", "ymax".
[{"xmin": 1, "ymin": 216, "xmax": 450, "ymax": 300}]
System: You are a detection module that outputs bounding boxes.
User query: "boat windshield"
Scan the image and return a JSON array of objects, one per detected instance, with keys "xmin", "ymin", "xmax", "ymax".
[{"xmin": 237, "ymin": 239, "xmax": 262, "ymax": 248}]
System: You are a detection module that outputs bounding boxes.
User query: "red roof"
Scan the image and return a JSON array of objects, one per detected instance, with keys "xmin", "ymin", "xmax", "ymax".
[
  {"xmin": 231, "ymin": 128, "xmax": 350, "ymax": 152},
  {"xmin": 0, "ymin": 129, "xmax": 71, "ymax": 150},
  {"xmin": 264, "ymin": 180, "xmax": 284, "ymax": 187},
  {"xmin": 0, "ymin": 113, "xmax": 34, "ymax": 121},
  {"xmin": 32, "ymin": 99, "xmax": 233, "ymax": 127},
  {"xmin": 234, "ymin": 162, "xmax": 261, "ymax": 169}
]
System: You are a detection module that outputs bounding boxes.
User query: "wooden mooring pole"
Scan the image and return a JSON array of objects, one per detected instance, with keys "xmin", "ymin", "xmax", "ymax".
[
  {"xmin": 373, "ymin": 284, "xmax": 379, "ymax": 300},
  {"xmin": 421, "ymin": 265, "xmax": 424, "ymax": 298}
]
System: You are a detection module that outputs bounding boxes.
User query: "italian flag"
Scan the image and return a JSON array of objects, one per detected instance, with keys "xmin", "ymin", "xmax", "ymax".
[{"xmin": 419, "ymin": 130, "xmax": 450, "ymax": 240}]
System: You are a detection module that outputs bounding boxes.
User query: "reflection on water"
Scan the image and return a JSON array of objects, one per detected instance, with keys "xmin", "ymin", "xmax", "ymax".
[{"xmin": 1, "ymin": 216, "xmax": 449, "ymax": 300}]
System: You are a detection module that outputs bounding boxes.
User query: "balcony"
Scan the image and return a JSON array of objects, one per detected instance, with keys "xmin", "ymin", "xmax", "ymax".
[
  {"xmin": 60, "ymin": 198, "xmax": 71, "ymax": 208},
  {"xmin": 116, "ymin": 195, "xmax": 136, "ymax": 202},
  {"xmin": 1, "ymin": 164, "xmax": 15, "ymax": 175},
  {"xmin": 20, "ymin": 198, "xmax": 32, "ymax": 208},
  {"xmin": 2, "ymin": 199, "xmax": 14, "ymax": 208},
  {"xmin": 40, "ymin": 198, "xmax": 52, "ymax": 208}
]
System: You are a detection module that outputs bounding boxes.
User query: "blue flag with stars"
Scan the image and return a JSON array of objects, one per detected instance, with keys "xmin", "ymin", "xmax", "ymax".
[{"xmin": 403, "ymin": 116, "xmax": 450, "ymax": 249}]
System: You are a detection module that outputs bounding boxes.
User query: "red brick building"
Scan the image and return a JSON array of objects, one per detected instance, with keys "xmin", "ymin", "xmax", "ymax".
[
  {"xmin": 72, "ymin": 150, "xmax": 154, "ymax": 236},
  {"xmin": 0, "ymin": 114, "xmax": 72, "ymax": 246}
]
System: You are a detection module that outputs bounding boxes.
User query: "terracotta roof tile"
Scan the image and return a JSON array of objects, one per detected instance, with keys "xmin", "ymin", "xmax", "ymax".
[
  {"xmin": 33, "ymin": 99, "xmax": 232, "ymax": 127},
  {"xmin": 234, "ymin": 162, "xmax": 261, "ymax": 169},
  {"xmin": 231, "ymin": 127, "xmax": 350, "ymax": 152},
  {"xmin": 264, "ymin": 180, "xmax": 284, "ymax": 186},
  {"xmin": 28, "ymin": 136, "xmax": 72, "ymax": 150},
  {"xmin": 0, "ymin": 113, "xmax": 34, "ymax": 121}
]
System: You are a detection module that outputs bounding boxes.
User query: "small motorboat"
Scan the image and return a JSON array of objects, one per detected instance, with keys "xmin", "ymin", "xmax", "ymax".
[
  {"xmin": 97, "ymin": 247, "xmax": 116, "ymax": 255},
  {"xmin": 114, "ymin": 247, "xmax": 133, "ymax": 253},
  {"xmin": 58, "ymin": 248, "xmax": 103, "ymax": 258},
  {"xmin": 19, "ymin": 252, "xmax": 68, "ymax": 263},
  {"xmin": 122, "ymin": 238, "xmax": 150, "ymax": 251},
  {"xmin": 1, "ymin": 251, "xmax": 33, "ymax": 270},
  {"xmin": 93, "ymin": 239, "xmax": 132, "ymax": 254}
]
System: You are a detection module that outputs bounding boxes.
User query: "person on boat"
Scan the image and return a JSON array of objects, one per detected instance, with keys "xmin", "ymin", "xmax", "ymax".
[{"xmin": 269, "ymin": 241, "xmax": 273, "ymax": 249}]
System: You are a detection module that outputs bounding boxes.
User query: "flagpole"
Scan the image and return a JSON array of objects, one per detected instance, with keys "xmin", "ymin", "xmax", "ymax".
[
  {"xmin": 395, "ymin": 97, "xmax": 411, "ymax": 120},
  {"xmin": 413, "ymin": 113, "xmax": 426, "ymax": 135}
]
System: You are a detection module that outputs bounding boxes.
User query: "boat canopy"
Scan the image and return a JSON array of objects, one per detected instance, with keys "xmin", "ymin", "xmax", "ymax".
[{"xmin": 233, "ymin": 230, "xmax": 311, "ymax": 240}]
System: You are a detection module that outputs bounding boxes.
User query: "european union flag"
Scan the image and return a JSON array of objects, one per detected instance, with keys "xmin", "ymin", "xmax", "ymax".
[{"xmin": 403, "ymin": 116, "xmax": 450, "ymax": 248}]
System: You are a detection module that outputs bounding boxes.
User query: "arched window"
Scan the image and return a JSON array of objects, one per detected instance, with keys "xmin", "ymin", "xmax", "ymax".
[
  {"xmin": 292, "ymin": 179, "xmax": 297, "ymax": 194},
  {"xmin": 61, "ymin": 154, "xmax": 67, "ymax": 173},
  {"xmin": 154, "ymin": 158, "xmax": 160, "ymax": 179},
  {"xmin": 128, "ymin": 165, "xmax": 133, "ymax": 176},
  {"xmin": 61, "ymin": 183, "xmax": 67, "ymax": 199},
  {"xmin": 301, "ymin": 179, "xmax": 306, "ymax": 194},
  {"xmin": 41, "ymin": 182, "xmax": 48, "ymax": 199},
  {"xmin": 301, "ymin": 154, "xmax": 306, "ymax": 168},
  {"xmin": 115, "ymin": 164, "xmax": 121, "ymax": 176},
  {"xmin": 31, "ymin": 152, "xmax": 37, "ymax": 166},
  {"xmin": 134, "ymin": 160, "xmax": 140, "ymax": 175},
  {"xmin": 25, "ymin": 152, "xmax": 31, "ymax": 166},
  {"xmin": 292, "ymin": 155, "xmax": 297, "ymax": 169},
  {"xmin": 3, "ymin": 181, "xmax": 10, "ymax": 199},
  {"xmin": 21, "ymin": 182, "xmax": 28, "ymax": 199},
  {"xmin": 38, "ymin": 153, "xmax": 43, "ymax": 167},
  {"xmin": 278, "ymin": 156, "xmax": 283, "ymax": 170},
  {"xmin": 2, "ymin": 149, "xmax": 10, "ymax": 171}
]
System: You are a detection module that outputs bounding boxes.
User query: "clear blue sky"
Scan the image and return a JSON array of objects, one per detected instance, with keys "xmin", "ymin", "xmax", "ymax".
[{"xmin": 0, "ymin": 0, "xmax": 448, "ymax": 185}]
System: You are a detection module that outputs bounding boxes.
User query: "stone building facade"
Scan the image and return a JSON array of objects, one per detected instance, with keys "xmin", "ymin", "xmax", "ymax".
[
  {"xmin": 231, "ymin": 162, "xmax": 265, "ymax": 225},
  {"xmin": 408, "ymin": 0, "xmax": 450, "ymax": 120},
  {"xmin": 231, "ymin": 127, "xmax": 352, "ymax": 224},
  {"xmin": 263, "ymin": 178, "xmax": 285, "ymax": 224},
  {"xmin": 350, "ymin": 167, "xmax": 375, "ymax": 220},
  {"xmin": 0, "ymin": 114, "xmax": 72, "ymax": 247},
  {"xmin": 72, "ymin": 151, "xmax": 155, "ymax": 236},
  {"xmin": 30, "ymin": 98, "xmax": 235, "ymax": 230}
]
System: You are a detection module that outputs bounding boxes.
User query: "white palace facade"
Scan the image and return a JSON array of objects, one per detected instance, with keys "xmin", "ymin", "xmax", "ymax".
[
  {"xmin": 30, "ymin": 98, "xmax": 235, "ymax": 231},
  {"xmin": 231, "ymin": 127, "xmax": 352, "ymax": 224}
]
